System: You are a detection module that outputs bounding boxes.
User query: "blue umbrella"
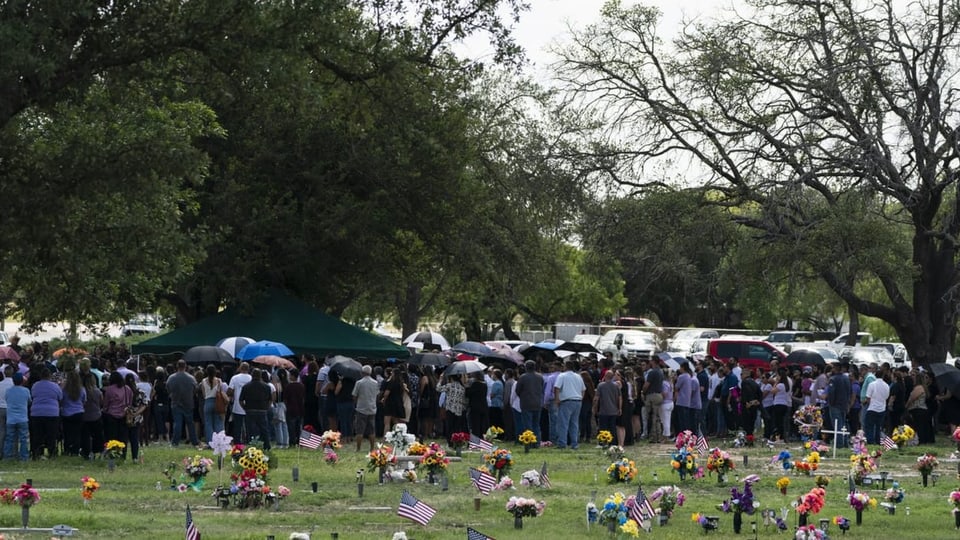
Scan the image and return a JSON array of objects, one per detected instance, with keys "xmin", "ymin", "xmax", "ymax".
[{"xmin": 237, "ymin": 340, "xmax": 294, "ymax": 360}]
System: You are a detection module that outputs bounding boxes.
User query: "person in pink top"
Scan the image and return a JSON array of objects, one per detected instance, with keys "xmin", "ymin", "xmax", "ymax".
[{"xmin": 101, "ymin": 372, "xmax": 132, "ymax": 458}]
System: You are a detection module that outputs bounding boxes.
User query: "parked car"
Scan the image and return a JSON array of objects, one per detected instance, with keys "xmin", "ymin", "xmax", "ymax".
[
  {"xmin": 825, "ymin": 332, "xmax": 873, "ymax": 350},
  {"xmin": 766, "ymin": 330, "xmax": 815, "ymax": 343},
  {"xmin": 839, "ymin": 346, "xmax": 894, "ymax": 367},
  {"xmin": 572, "ymin": 333, "xmax": 602, "ymax": 348},
  {"xmin": 615, "ymin": 317, "xmax": 658, "ymax": 328},
  {"xmin": 597, "ymin": 329, "xmax": 659, "ymax": 361},
  {"xmin": 870, "ymin": 342, "xmax": 909, "ymax": 363},
  {"xmin": 785, "ymin": 346, "xmax": 840, "ymax": 365},
  {"xmin": 0, "ymin": 331, "xmax": 8, "ymax": 346},
  {"xmin": 705, "ymin": 337, "xmax": 786, "ymax": 371},
  {"xmin": 120, "ymin": 314, "xmax": 161, "ymax": 336},
  {"xmin": 668, "ymin": 328, "xmax": 720, "ymax": 353}
]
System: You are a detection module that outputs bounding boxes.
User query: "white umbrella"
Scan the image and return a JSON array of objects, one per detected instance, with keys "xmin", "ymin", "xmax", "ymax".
[
  {"xmin": 402, "ymin": 331, "xmax": 450, "ymax": 351},
  {"xmin": 444, "ymin": 360, "xmax": 486, "ymax": 376},
  {"xmin": 216, "ymin": 336, "xmax": 255, "ymax": 358}
]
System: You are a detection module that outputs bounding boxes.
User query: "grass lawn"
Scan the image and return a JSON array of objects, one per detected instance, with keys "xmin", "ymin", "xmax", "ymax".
[{"xmin": 1, "ymin": 437, "xmax": 960, "ymax": 539}]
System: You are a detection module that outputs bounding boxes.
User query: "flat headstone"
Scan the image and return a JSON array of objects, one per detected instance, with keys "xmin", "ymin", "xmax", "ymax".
[{"xmin": 347, "ymin": 506, "xmax": 393, "ymax": 511}]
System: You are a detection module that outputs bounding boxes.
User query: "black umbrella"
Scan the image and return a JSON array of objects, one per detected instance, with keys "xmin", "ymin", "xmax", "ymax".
[
  {"xmin": 183, "ymin": 346, "xmax": 237, "ymax": 366},
  {"xmin": 785, "ymin": 349, "xmax": 827, "ymax": 368},
  {"xmin": 408, "ymin": 352, "xmax": 451, "ymax": 367},
  {"xmin": 329, "ymin": 355, "xmax": 363, "ymax": 380},
  {"xmin": 554, "ymin": 341, "xmax": 599, "ymax": 354},
  {"xmin": 929, "ymin": 362, "xmax": 960, "ymax": 396}
]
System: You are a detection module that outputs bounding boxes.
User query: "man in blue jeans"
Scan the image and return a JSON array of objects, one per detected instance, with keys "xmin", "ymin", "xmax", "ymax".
[
  {"xmin": 553, "ymin": 359, "xmax": 586, "ymax": 449},
  {"xmin": 166, "ymin": 359, "xmax": 199, "ymax": 447},
  {"xmin": 825, "ymin": 363, "xmax": 852, "ymax": 447},
  {"xmin": 515, "ymin": 361, "xmax": 544, "ymax": 445},
  {"xmin": 863, "ymin": 371, "xmax": 889, "ymax": 444}
]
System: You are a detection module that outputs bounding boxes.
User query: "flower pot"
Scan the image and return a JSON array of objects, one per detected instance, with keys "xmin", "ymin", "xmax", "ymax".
[
  {"xmin": 718, "ymin": 473, "xmax": 726, "ymax": 484},
  {"xmin": 108, "ymin": 458, "xmax": 116, "ymax": 472},
  {"xmin": 524, "ymin": 444, "xmax": 530, "ymax": 454},
  {"xmin": 955, "ymin": 511, "xmax": 960, "ymax": 529},
  {"xmin": 379, "ymin": 466, "xmax": 386, "ymax": 485},
  {"xmin": 515, "ymin": 515, "xmax": 523, "ymax": 529},
  {"xmin": 799, "ymin": 513, "xmax": 808, "ymax": 527},
  {"xmin": 292, "ymin": 466, "xmax": 299, "ymax": 482},
  {"xmin": 21, "ymin": 506, "xmax": 29, "ymax": 528},
  {"xmin": 733, "ymin": 512, "xmax": 742, "ymax": 534},
  {"xmin": 456, "ymin": 448, "xmax": 462, "ymax": 458},
  {"xmin": 922, "ymin": 473, "xmax": 929, "ymax": 487},
  {"xmin": 856, "ymin": 510, "xmax": 862, "ymax": 525},
  {"xmin": 607, "ymin": 521, "xmax": 616, "ymax": 533},
  {"xmin": 659, "ymin": 514, "xmax": 669, "ymax": 526}
]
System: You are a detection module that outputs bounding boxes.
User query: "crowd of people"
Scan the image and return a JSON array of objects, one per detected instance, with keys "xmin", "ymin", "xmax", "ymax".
[{"xmin": 2, "ymin": 336, "xmax": 959, "ymax": 461}]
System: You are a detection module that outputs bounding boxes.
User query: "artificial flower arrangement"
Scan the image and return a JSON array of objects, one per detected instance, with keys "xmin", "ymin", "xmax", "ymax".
[
  {"xmin": 916, "ymin": 453, "xmax": 939, "ymax": 474},
  {"xmin": 518, "ymin": 430, "xmax": 537, "ymax": 447},
  {"xmin": 520, "ymin": 470, "xmax": 544, "ymax": 488},
  {"xmin": 803, "ymin": 440, "xmax": 829, "ymax": 454},
  {"xmin": 11, "ymin": 484, "xmax": 39, "ymax": 507},
  {"xmin": 796, "ymin": 487, "xmax": 826, "ymax": 516},
  {"xmin": 814, "ymin": 475, "xmax": 830, "ymax": 488},
  {"xmin": 772, "ymin": 450, "xmax": 793, "ymax": 471},
  {"xmin": 598, "ymin": 492, "xmax": 629, "ymax": 529},
  {"xmin": 229, "ymin": 443, "xmax": 246, "ymax": 465},
  {"xmin": 847, "ymin": 490, "xmax": 877, "ymax": 512},
  {"xmin": 675, "ymin": 430, "xmax": 697, "ymax": 450},
  {"xmin": 367, "ymin": 444, "xmax": 397, "ymax": 471},
  {"xmin": 793, "ymin": 405, "xmax": 823, "ymax": 439},
  {"xmin": 81, "ymin": 476, "xmax": 100, "ymax": 500},
  {"xmin": 506, "ymin": 496, "xmax": 546, "ymax": 518},
  {"xmin": 0, "ymin": 489, "xmax": 14, "ymax": 504},
  {"xmin": 597, "ymin": 430, "xmax": 614, "ymax": 447},
  {"xmin": 952, "ymin": 426, "xmax": 960, "ymax": 447},
  {"xmin": 832, "ymin": 515, "xmax": 851, "ymax": 532},
  {"xmin": 482, "ymin": 447, "xmax": 513, "ymax": 479},
  {"xmin": 720, "ymin": 476, "xmax": 760, "ymax": 515},
  {"xmin": 450, "ymin": 431, "xmax": 470, "ymax": 450},
  {"xmin": 619, "ymin": 518, "xmax": 640, "ymax": 537},
  {"xmin": 183, "ymin": 455, "xmax": 214, "ymax": 484},
  {"xmin": 650, "ymin": 485, "xmax": 685, "ymax": 518},
  {"xmin": 606, "ymin": 445, "xmax": 625, "ymax": 460},
  {"xmin": 891, "ymin": 425, "xmax": 916, "ymax": 448},
  {"xmin": 795, "ymin": 524, "xmax": 827, "ymax": 540},
  {"xmin": 418, "ymin": 442, "xmax": 450, "ymax": 476},
  {"xmin": 323, "ymin": 449, "xmax": 339, "ymax": 466},
  {"xmin": 884, "ymin": 482, "xmax": 904, "ymax": 504},
  {"xmin": 385, "ymin": 424, "xmax": 416, "ymax": 454},
  {"xmin": 408, "ymin": 442, "xmax": 429, "ymax": 456},
  {"xmin": 162, "ymin": 461, "xmax": 179, "ymax": 490},
  {"xmin": 484, "ymin": 426, "xmax": 504, "ymax": 442},
  {"xmin": 850, "ymin": 430, "xmax": 868, "ymax": 455},
  {"xmin": 706, "ymin": 448, "xmax": 735, "ymax": 478},
  {"xmin": 214, "ymin": 445, "xmax": 276, "ymax": 509},
  {"xmin": 320, "ymin": 430, "xmax": 341, "ymax": 450},
  {"xmin": 950, "ymin": 489, "xmax": 960, "ymax": 520},
  {"xmin": 776, "ymin": 476, "xmax": 790, "ymax": 495},
  {"xmin": 607, "ymin": 458, "xmax": 638, "ymax": 483},
  {"xmin": 671, "ymin": 446, "xmax": 704, "ymax": 480},
  {"xmin": 103, "ymin": 440, "xmax": 125, "ymax": 460},
  {"xmin": 494, "ymin": 475, "xmax": 514, "ymax": 490},
  {"xmin": 850, "ymin": 451, "xmax": 880, "ymax": 484},
  {"xmin": 793, "ymin": 451, "xmax": 820, "ymax": 475}
]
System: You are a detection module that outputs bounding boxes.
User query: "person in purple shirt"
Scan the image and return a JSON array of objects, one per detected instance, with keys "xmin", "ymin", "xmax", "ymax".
[
  {"xmin": 30, "ymin": 367, "xmax": 62, "ymax": 460},
  {"xmin": 59, "ymin": 360, "xmax": 87, "ymax": 456},
  {"xmin": 673, "ymin": 363, "xmax": 694, "ymax": 434},
  {"xmin": 688, "ymin": 363, "xmax": 703, "ymax": 434}
]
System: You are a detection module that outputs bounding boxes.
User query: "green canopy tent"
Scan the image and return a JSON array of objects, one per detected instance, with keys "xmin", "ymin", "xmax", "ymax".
[{"xmin": 132, "ymin": 292, "xmax": 408, "ymax": 359}]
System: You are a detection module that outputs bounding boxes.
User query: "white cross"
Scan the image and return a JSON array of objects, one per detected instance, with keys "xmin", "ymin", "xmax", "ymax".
[{"xmin": 818, "ymin": 419, "xmax": 850, "ymax": 459}]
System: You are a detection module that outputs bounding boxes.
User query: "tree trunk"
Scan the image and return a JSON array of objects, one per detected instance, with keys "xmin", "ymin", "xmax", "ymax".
[
  {"xmin": 397, "ymin": 283, "xmax": 422, "ymax": 339},
  {"xmin": 500, "ymin": 318, "xmax": 520, "ymax": 341},
  {"xmin": 846, "ymin": 306, "xmax": 860, "ymax": 346}
]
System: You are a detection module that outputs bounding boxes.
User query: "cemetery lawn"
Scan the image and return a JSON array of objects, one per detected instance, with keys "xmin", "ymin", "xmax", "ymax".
[{"xmin": 2, "ymin": 439, "xmax": 960, "ymax": 539}]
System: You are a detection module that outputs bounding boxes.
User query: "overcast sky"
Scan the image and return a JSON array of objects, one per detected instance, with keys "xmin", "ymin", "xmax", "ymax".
[{"xmin": 461, "ymin": 0, "xmax": 736, "ymax": 74}]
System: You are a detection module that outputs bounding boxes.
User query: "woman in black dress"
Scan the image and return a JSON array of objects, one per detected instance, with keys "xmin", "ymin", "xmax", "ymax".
[{"xmin": 465, "ymin": 372, "xmax": 489, "ymax": 437}]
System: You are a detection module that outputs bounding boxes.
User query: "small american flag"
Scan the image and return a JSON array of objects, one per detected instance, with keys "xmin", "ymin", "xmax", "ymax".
[
  {"xmin": 880, "ymin": 434, "xmax": 897, "ymax": 450},
  {"xmin": 629, "ymin": 486, "xmax": 655, "ymax": 526},
  {"xmin": 469, "ymin": 467, "xmax": 496, "ymax": 495},
  {"xmin": 469, "ymin": 434, "xmax": 493, "ymax": 451},
  {"xmin": 299, "ymin": 430, "xmax": 322, "ymax": 449},
  {"xmin": 540, "ymin": 461, "xmax": 551, "ymax": 488},
  {"xmin": 185, "ymin": 505, "xmax": 200, "ymax": 540},
  {"xmin": 696, "ymin": 435, "xmax": 709, "ymax": 455},
  {"xmin": 467, "ymin": 526, "xmax": 495, "ymax": 540},
  {"xmin": 398, "ymin": 490, "xmax": 436, "ymax": 526}
]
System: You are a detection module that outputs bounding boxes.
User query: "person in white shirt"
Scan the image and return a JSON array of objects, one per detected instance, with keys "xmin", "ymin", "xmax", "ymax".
[
  {"xmin": 863, "ymin": 373, "xmax": 890, "ymax": 444},
  {"xmin": 0, "ymin": 365, "xmax": 13, "ymax": 451},
  {"xmin": 227, "ymin": 363, "xmax": 253, "ymax": 441}
]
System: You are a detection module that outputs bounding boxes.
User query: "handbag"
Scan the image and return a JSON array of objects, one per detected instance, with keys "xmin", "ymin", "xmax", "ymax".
[
  {"xmin": 215, "ymin": 387, "xmax": 229, "ymax": 415},
  {"xmin": 271, "ymin": 401, "xmax": 287, "ymax": 423}
]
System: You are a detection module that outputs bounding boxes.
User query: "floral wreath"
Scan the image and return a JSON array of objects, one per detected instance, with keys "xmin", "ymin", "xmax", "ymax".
[{"xmin": 793, "ymin": 406, "xmax": 823, "ymax": 437}]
